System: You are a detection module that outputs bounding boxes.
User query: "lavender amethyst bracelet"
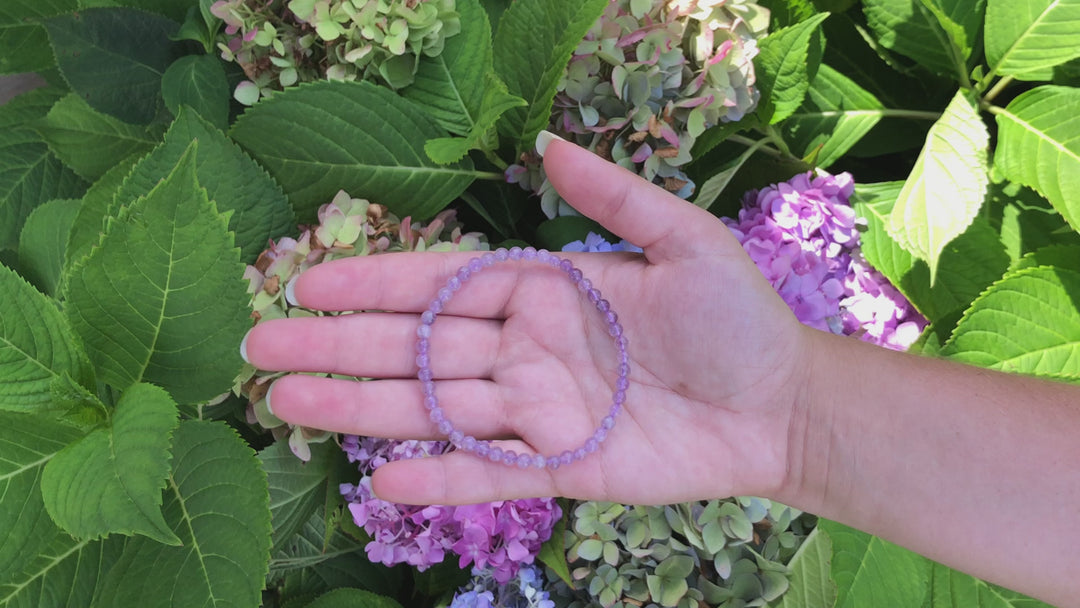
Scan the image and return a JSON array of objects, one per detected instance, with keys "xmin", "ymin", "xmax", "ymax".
[{"xmin": 416, "ymin": 246, "xmax": 629, "ymax": 471}]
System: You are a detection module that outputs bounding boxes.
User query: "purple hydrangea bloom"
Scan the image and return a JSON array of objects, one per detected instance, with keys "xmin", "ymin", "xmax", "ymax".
[
  {"xmin": 451, "ymin": 565, "xmax": 556, "ymax": 608},
  {"xmin": 561, "ymin": 232, "xmax": 643, "ymax": 254},
  {"xmin": 340, "ymin": 436, "xmax": 561, "ymax": 580},
  {"xmin": 724, "ymin": 171, "xmax": 925, "ymax": 350}
]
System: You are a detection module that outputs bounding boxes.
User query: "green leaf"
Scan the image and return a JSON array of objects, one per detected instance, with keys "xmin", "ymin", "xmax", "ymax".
[
  {"xmin": 922, "ymin": 561, "xmax": 1053, "ymax": 607},
  {"xmin": 887, "ymin": 91, "xmax": 989, "ymax": 283},
  {"xmin": 64, "ymin": 153, "xmax": 141, "ymax": 270},
  {"xmin": 403, "ymin": 0, "xmax": 492, "ymax": 135},
  {"xmin": 987, "ymin": 180, "xmax": 1080, "ymax": 265},
  {"xmin": 93, "ymin": 420, "xmax": 272, "ymax": 607},
  {"xmin": 0, "ymin": 26, "xmax": 57, "ymax": 75},
  {"xmin": 538, "ymin": 504, "xmax": 571, "ymax": 585},
  {"xmin": 773, "ymin": 527, "xmax": 837, "ymax": 608},
  {"xmin": 0, "ymin": 535, "xmax": 123, "ymax": 608},
  {"xmin": 985, "ymin": 0, "xmax": 1080, "ymax": 80},
  {"xmin": 863, "ymin": 0, "xmax": 985, "ymax": 78},
  {"xmin": 306, "ymin": 588, "xmax": 405, "ymax": 608},
  {"xmin": 231, "ymin": 80, "xmax": 481, "ymax": 221},
  {"xmin": 782, "ymin": 64, "xmax": 884, "ymax": 168},
  {"xmin": 942, "ymin": 264, "xmax": 1080, "ymax": 375},
  {"xmin": 45, "ymin": 7, "xmax": 183, "ymax": 124},
  {"xmin": 755, "ymin": 12, "xmax": 831, "ymax": 125},
  {"xmin": 64, "ymin": 143, "xmax": 250, "ymax": 403},
  {"xmin": 0, "ymin": 127, "xmax": 88, "ymax": 251},
  {"xmin": 41, "ymin": 382, "xmax": 180, "ymax": 544},
  {"xmin": 424, "ymin": 75, "xmax": 526, "ymax": 164},
  {"xmin": 17, "ymin": 197, "xmax": 79, "ymax": 297},
  {"xmin": 534, "ymin": 216, "xmax": 616, "ymax": 251},
  {"xmin": 0, "ymin": 85, "xmax": 64, "ymax": 129},
  {"xmin": 0, "ymin": 263, "xmax": 93, "ymax": 413},
  {"xmin": 261, "ymin": 439, "xmax": 337, "ymax": 550},
  {"xmin": 993, "ymin": 86, "xmax": 1080, "ymax": 231},
  {"xmin": 0, "ymin": 0, "xmax": 77, "ymax": 25},
  {"xmin": 78, "ymin": 0, "xmax": 196, "ymax": 23},
  {"xmin": 34, "ymin": 93, "xmax": 160, "ymax": 181},
  {"xmin": 693, "ymin": 140, "xmax": 768, "ymax": 210},
  {"xmin": 161, "ymin": 54, "xmax": 230, "ymax": 130},
  {"xmin": 819, "ymin": 520, "xmax": 929, "ymax": 607},
  {"xmin": 114, "ymin": 107, "xmax": 295, "ymax": 262},
  {"xmin": 492, "ymin": 0, "xmax": 609, "ymax": 153}
]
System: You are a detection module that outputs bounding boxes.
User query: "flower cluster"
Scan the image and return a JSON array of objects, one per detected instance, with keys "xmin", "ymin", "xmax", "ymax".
[
  {"xmin": 341, "ymin": 435, "xmax": 562, "ymax": 581},
  {"xmin": 507, "ymin": 0, "xmax": 769, "ymax": 217},
  {"xmin": 235, "ymin": 189, "xmax": 487, "ymax": 460},
  {"xmin": 561, "ymin": 232, "xmax": 643, "ymax": 254},
  {"xmin": 451, "ymin": 565, "xmax": 556, "ymax": 608},
  {"xmin": 724, "ymin": 171, "xmax": 925, "ymax": 350},
  {"xmin": 210, "ymin": 0, "xmax": 461, "ymax": 104}
]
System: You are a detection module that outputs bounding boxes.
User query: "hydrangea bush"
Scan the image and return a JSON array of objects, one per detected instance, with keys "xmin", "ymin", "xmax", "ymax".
[{"xmin": 2, "ymin": 0, "xmax": 1079, "ymax": 606}]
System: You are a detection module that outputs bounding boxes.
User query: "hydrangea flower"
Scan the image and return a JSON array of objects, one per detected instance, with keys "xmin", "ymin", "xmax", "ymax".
[
  {"xmin": 340, "ymin": 436, "xmax": 562, "ymax": 580},
  {"xmin": 508, "ymin": 0, "xmax": 770, "ymax": 218},
  {"xmin": 724, "ymin": 171, "xmax": 925, "ymax": 350},
  {"xmin": 451, "ymin": 565, "xmax": 556, "ymax": 608},
  {"xmin": 210, "ymin": 0, "xmax": 461, "ymax": 103},
  {"xmin": 561, "ymin": 232, "xmax": 643, "ymax": 254}
]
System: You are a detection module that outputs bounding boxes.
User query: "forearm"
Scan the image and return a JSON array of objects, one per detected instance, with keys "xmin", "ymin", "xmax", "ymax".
[{"xmin": 780, "ymin": 330, "xmax": 1080, "ymax": 606}]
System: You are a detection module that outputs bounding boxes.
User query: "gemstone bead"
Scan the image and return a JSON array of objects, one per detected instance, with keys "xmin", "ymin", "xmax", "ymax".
[{"xmin": 418, "ymin": 251, "xmax": 629, "ymax": 470}]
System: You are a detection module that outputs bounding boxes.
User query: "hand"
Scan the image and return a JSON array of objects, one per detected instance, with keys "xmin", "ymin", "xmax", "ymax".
[{"xmin": 242, "ymin": 136, "xmax": 813, "ymax": 505}]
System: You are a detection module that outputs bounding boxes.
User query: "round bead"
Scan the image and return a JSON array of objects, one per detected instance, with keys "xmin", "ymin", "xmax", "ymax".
[{"xmin": 418, "ymin": 251, "xmax": 629, "ymax": 470}]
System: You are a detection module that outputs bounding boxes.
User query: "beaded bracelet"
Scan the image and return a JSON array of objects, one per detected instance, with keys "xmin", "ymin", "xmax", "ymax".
[{"xmin": 416, "ymin": 246, "xmax": 629, "ymax": 470}]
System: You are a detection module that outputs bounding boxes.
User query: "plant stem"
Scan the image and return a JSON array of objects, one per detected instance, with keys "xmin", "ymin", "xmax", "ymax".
[
  {"xmin": 474, "ymin": 171, "xmax": 507, "ymax": 181},
  {"xmin": 982, "ymin": 75, "xmax": 1015, "ymax": 105},
  {"xmin": 484, "ymin": 151, "xmax": 509, "ymax": 171},
  {"xmin": 729, "ymin": 134, "xmax": 782, "ymax": 158}
]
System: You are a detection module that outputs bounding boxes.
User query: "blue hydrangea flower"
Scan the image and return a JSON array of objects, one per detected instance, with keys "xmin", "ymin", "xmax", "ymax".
[{"xmin": 561, "ymin": 232, "xmax": 643, "ymax": 254}]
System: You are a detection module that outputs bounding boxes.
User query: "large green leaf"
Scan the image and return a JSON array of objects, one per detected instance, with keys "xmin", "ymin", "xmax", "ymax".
[
  {"xmin": 987, "ymin": 180, "xmax": 1080, "ymax": 265},
  {"xmin": 0, "ymin": 535, "xmax": 123, "ymax": 608},
  {"xmin": 782, "ymin": 64, "xmax": 884, "ymax": 167},
  {"xmin": 0, "ymin": 411, "xmax": 84, "ymax": 588},
  {"xmin": 819, "ymin": 520, "xmax": 929, "ymax": 607},
  {"xmin": 0, "ymin": 127, "xmax": 88, "ymax": 251},
  {"xmin": 45, "ymin": 8, "xmax": 183, "ymax": 124},
  {"xmin": 64, "ymin": 144, "xmax": 250, "ymax": 404},
  {"xmin": 114, "ymin": 107, "xmax": 295, "ymax": 262},
  {"xmin": 231, "ymin": 80, "xmax": 481, "ymax": 220},
  {"xmin": 424, "ymin": 75, "xmax": 526, "ymax": 164},
  {"xmin": 0, "ymin": 25, "xmax": 56, "ymax": 75},
  {"xmin": 93, "ymin": 420, "xmax": 272, "ymax": 607},
  {"xmin": 0, "ymin": 0, "xmax": 76, "ymax": 25},
  {"xmin": 63, "ymin": 153, "xmax": 141, "ymax": 270},
  {"xmin": 773, "ymin": 527, "xmax": 836, "ymax": 608},
  {"xmin": 402, "ymin": 0, "xmax": 492, "ymax": 135},
  {"xmin": 922, "ymin": 561, "xmax": 1053, "ymax": 607},
  {"xmin": 492, "ymin": 0, "xmax": 609, "ymax": 153},
  {"xmin": 0, "ymin": 86, "xmax": 64, "ymax": 129},
  {"xmin": 985, "ymin": 0, "xmax": 1080, "ymax": 80},
  {"xmin": 41, "ymin": 382, "xmax": 180, "ymax": 545},
  {"xmin": 943, "ymin": 263, "xmax": 1080, "ymax": 375},
  {"xmin": 306, "ymin": 589, "xmax": 405, "ymax": 608},
  {"xmin": 160, "ymin": 54, "xmax": 230, "ymax": 130},
  {"xmin": 261, "ymin": 439, "xmax": 337, "ymax": 550},
  {"xmin": 887, "ymin": 91, "xmax": 989, "ymax": 283},
  {"xmin": 0, "ymin": 263, "xmax": 92, "ymax": 412},
  {"xmin": 755, "ymin": 12, "xmax": 830, "ymax": 125},
  {"xmin": 78, "ymin": 0, "xmax": 196, "ymax": 24},
  {"xmin": 34, "ymin": 93, "xmax": 160, "ymax": 181},
  {"xmin": 863, "ymin": 0, "xmax": 984, "ymax": 78},
  {"xmin": 993, "ymin": 86, "xmax": 1080, "ymax": 230},
  {"xmin": 17, "ymin": 197, "xmax": 79, "ymax": 297}
]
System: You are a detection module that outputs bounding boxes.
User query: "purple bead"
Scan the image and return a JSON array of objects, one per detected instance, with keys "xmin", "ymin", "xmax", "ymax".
[
  {"xmin": 532, "ymin": 454, "xmax": 546, "ymax": 469},
  {"xmin": 418, "ymin": 368, "xmax": 433, "ymax": 382},
  {"xmin": 559, "ymin": 259, "xmax": 573, "ymax": 273},
  {"xmin": 573, "ymin": 448, "xmax": 586, "ymax": 461},
  {"xmin": 522, "ymin": 247, "xmax": 538, "ymax": 260},
  {"xmin": 447, "ymin": 276, "xmax": 461, "ymax": 291},
  {"xmin": 593, "ymin": 428, "xmax": 608, "ymax": 443},
  {"xmin": 536, "ymin": 249, "xmax": 552, "ymax": 264},
  {"xmin": 481, "ymin": 253, "xmax": 496, "ymax": 266},
  {"xmin": 495, "ymin": 248, "xmax": 509, "ymax": 261},
  {"xmin": 616, "ymin": 376, "xmax": 629, "ymax": 391},
  {"xmin": 585, "ymin": 438, "xmax": 599, "ymax": 453},
  {"xmin": 475, "ymin": 442, "xmax": 490, "ymax": 457},
  {"xmin": 421, "ymin": 310, "xmax": 436, "ymax": 325},
  {"xmin": 601, "ymin": 415, "xmax": 616, "ymax": 430},
  {"xmin": 438, "ymin": 287, "xmax": 452, "ymax": 302},
  {"xmin": 578, "ymin": 278, "xmax": 591, "ymax": 292},
  {"xmin": 429, "ymin": 408, "xmax": 445, "ymax": 424},
  {"xmin": 416, "ymin": 338, "xmax": 429, "ymax": 354},
  {"xmin": 417, "ymin": 324, "xmax": 431, "ymax": 339},
  {"xmin": 488, "ymin": 447, "xmax": 503, "ymax": 462},
  {"xmin": 609, "ymin": 404, "xmax": 622, "ymax": 417},
  {"xmin": 502, "ymin": 450, "xmax": 518, "ymax": 465},
  {"xmin": 605, "ymin": 310, "xmax": 618, "ymax": 325},
  {"xmin": 415, "ymin": 353, "xmax": 430, "ymax": 368},
  {"xmin": 462, "ymin": 436, "xmax": 477, "ymax": 451},
  {"xmin": 468, "ymin": 258, "xmax": 483, "ymax": 272},
  {"xmin": 457, "ymin": 266, "xmax": 472, "ymax": 282},
  {"xmin": 516, "ymin": 453, "xmax": 532, "ymax": 469},
  {"xmin": 608, "ymin": 323, "xmax": 623, "ymax": 338},
  {"xmin": 586, "ymin": 288, "xmax": 601, "ymax": 304},
  {"xmin": 429, "ymin": 299, "xmax": 443, "ymax": 314},
  {"xmin": 569, "ymin": 268, "xmax": 583, "ymax": 283},
  {"xmin": 424, "ymin": 396, "xmax": 437, "ymax": 411},
  {"xmin": 617, "ymin": 335, "xmax": 629, "ymax": 350},
  {"xmin": 450, "ymin": 430, "xmax": 464, "ymax": 444},
  {"xmin": 597, "ymin": 299, "xmax": 610, "ymax": 313},
  {"xmin": 613, "ymin": 390, "xmax": 626, "ymax": 405},
  {"xmin": 617, "ymin": 363, "xmax": 630, "ymax": 377},
  {"xmin": 546, "ymin": 456, "xmax": 561, "ymax": 470},
  {"xmin": 559, "ymin": 451, "xmax": 574, "ymax": 466},
  {"xmin": 508, "ymin": 246, "xmax": 523, "ymax": 260},
  {"xmin": 438, "ymin": 420, "xmax": 453, "ymax": 435},
  {"xmin": 422, "ymin": 381, "xmax": 436, "ymax": 397}
]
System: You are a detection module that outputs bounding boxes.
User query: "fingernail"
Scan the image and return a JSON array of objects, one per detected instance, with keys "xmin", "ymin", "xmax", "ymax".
[
  {"xmin": 264, "ymin": 383, "xmax": 275, "ymax": 416},
  {"xmin": 239, "ymin": 331, "xmax": 251, "ymax": 363},
  {"xmin": 535, "ymin": 130, "xmax": 564, "ymax": 157},
  {"xmin": 284, "ymin": 277, "xmax": 299, "ymax": 306}
]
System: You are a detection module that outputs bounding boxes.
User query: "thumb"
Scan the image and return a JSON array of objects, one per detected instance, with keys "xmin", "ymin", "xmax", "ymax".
[{"xmin": 538, "ymin": 131, "xmax": 737, "ymax": 263}]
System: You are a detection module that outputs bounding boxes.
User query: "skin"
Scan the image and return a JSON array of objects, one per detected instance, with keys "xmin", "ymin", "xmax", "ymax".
[{"xmin": 243, "ymin": 137, "xmax": 1080, "ymax": 607}]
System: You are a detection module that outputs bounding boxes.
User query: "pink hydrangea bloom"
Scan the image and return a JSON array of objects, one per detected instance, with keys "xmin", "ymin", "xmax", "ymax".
[
  {"xmin": 724, "ymin": 171, "xmax": 925, "ymax": 350},
  {"xmin": 340, "ymin": 436, "xmax": 561, "ymax": 581}
]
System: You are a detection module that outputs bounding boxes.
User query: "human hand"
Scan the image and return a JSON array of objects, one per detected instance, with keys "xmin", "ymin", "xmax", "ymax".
[{"xmin": 242, "ymin": 134, "xmax": 814, "ymax": 506}]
